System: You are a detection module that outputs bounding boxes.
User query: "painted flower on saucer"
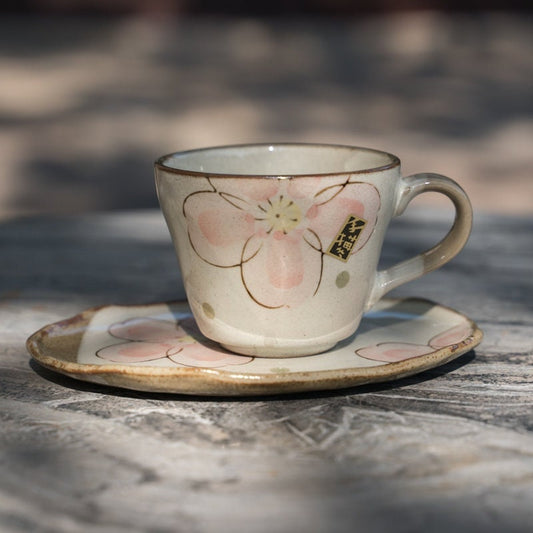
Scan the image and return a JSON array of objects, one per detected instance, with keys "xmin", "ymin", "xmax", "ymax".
[
  {"xmin": 97, "ymin": 317, "xmax": 253, "ymax": 368},
  {"xmin": 356, "ymin": 322, "xmax": 473, "ymax": 362}
]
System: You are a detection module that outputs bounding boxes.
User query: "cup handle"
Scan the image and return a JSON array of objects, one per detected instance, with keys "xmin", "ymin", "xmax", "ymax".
[{"xmin": 366, "ymin": 173, "xmax": 473, "ymax": 310}]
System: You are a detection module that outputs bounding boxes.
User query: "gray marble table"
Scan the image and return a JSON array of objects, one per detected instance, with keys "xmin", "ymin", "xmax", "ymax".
[{"xmin": 1, "ymin": 208, "xmax": 532, "ymax": 533}]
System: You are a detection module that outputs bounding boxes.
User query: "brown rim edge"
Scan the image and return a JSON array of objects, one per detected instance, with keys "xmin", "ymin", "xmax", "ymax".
[{"xmin": 154, "ymin": 142, "xmax": 401, "ymax": 179}]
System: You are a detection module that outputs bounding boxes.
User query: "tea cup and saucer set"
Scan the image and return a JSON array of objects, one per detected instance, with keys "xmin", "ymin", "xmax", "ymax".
[{"xmin": 27, "ymin": 143, "xmax": 482, "ymax": 396}]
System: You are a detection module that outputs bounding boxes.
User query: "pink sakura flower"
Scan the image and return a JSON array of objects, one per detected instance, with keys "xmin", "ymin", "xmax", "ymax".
[
  {"xmin": 184, "ymin": 176, "xmax": 380, "ymax": 308},
  {"xmin": 356, "ymin": 322, "xmax": 473, "ymax": 363},
  {"xmin": 96, "ymin": 317, "xmax": 253, "ymax": 368}
]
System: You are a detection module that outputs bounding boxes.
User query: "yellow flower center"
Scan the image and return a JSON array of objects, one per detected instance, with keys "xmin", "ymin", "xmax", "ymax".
[{"xmin": 264, "ymin": 196, "xmax": 302, "ymax": 234}]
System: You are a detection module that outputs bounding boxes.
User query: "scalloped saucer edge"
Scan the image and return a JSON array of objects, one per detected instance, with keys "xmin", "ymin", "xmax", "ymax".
[{"xmin": 26, "ymin": 298, "xmax": 482, "ymax": 396}]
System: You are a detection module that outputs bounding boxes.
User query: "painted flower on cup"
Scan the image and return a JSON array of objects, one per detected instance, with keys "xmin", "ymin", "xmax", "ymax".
[
  {"xmin": 356, "ymin": 322, "xmax": 473, "ymax": 363},
  {"xmin": 183, "ymin": 176, "xmax": 380, "ymax": 308},
  {"xmin": 96, "ymin": 317, "xmax": 253, "ymax": 368}
]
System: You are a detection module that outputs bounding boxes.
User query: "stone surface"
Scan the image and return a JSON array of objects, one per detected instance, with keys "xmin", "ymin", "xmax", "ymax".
[{"xmin": 1, "ymin": 208, "xmax": 532, "ymax": 532}]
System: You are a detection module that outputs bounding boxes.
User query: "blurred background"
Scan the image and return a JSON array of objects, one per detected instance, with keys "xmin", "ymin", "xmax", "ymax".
[{"xmin": 1, "ymin": 1, "xmax": 532, "ymax": 219}]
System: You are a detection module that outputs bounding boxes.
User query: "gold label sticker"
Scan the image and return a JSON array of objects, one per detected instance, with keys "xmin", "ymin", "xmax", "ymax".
[{"xmin": 326, "ymin": 215, "xmax": 367, "ymax": 262}]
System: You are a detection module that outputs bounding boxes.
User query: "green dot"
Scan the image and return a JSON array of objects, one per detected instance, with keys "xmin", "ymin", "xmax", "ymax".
[
  {"xmin": 202, "ymin": 302, "xmax": 215, "ymax": 319},
  {"xmin": 336, "ymin": 271, "xmax": 350, "ymax": 289},
  {"xmin": 271, "ymin": 367, "xmax": 290, "ymax": 374}
]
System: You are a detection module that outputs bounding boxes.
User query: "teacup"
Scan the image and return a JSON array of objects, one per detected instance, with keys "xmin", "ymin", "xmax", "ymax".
[{"xmin": 155, "ymin": 143, "xmax": 472, "ymax": 357}]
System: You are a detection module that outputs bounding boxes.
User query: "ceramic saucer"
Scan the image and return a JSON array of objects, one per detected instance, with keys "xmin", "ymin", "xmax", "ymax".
[{"xmin": 27, "ymin": 298, "xmax": 482, "ymax": 396}]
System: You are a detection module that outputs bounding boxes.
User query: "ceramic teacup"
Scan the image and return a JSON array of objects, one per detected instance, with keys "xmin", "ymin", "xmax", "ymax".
[{"xmin": 155, "ymin": 143, "xmax": 472, "ymax": 357}]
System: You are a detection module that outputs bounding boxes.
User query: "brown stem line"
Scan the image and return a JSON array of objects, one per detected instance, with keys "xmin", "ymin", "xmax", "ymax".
[
  {"xmin": 240, "ymin": 235, "xmax": 263, "ymax": 265},
  {"xmin": 302, "ymin": 228, "xmax": 323, "ymax": 252},
  {"xmin": 165, "ymin": 346, "xmax": 184, "ymax": 358},
  {"xmin": 182, "ymin": 183, "xmax": 217, "ymax": 216},
  {"xmin": 313, "ymin": 183, "xmax": 345, "ymax": 206},
  {"xmin": 239, "ymin": 236, "xmax": 284, "ymax": 310},
  {"xmin": 219, "ymin": 192, "xmax": 250, "ymax": 210},
  {"xmin": 303, "ymin": 228, "xmax": 324, "ymax": 296},
  {"xmin": 313, "ymin": 253, "xmax": 324, "ymax": 297}
]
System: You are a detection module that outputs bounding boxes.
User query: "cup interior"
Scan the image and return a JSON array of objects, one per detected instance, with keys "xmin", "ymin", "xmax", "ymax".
[{"xmin": 157, "ymin": 143, "xmax": 399, "ymax": 177}]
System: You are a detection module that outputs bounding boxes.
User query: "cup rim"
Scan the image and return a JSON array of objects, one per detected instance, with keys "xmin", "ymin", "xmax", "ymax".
[{"xmin": 154, "ymin": 142, "xmax": 401, "ymax": 178}]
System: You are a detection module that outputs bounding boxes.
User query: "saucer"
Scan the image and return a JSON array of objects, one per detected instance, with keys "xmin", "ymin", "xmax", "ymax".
[{"xmin": 26, "ymin": 298, "xmax": 482, "ymax": 396}]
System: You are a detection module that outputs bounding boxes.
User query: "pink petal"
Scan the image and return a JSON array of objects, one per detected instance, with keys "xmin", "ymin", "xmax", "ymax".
[
  {"xmin": 241, "ymin": 232, "xmax": 323, "ymax": 308},
  {"xmin": 356, "ymin": 342, "xmax": 433, "ymax": 362},
  {"xmin": 307, "ymin": 182, "xmax": 380, "ymax": 255},
  {"xmin": 209, "ymin": 177, "xmax": 279, "ymax": 201},
  {"xmin": 109, "ymin": 318, "xmax": 186, "ymax": 342},
  {"xmin": 266, "ymin": 231, "xmax": 304, "ymax": 289},
  {"xmin": 184, "ymin": 191, "xmax": 256, "ymax": 267},
  {"xmin": 429, "ymin": 322, "xmax": 473, "ymax": 349},
  {"xmin": 96, "ymin": 341, "xmax": 171, "ymax": 363},
  {"xmin": 168, "ymin": 343, "xmax": 253, "ymax": 368}
]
